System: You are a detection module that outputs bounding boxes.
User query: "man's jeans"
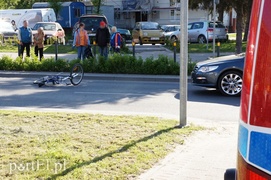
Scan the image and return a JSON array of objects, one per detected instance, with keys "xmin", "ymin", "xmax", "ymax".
[{"xmin": 99, "ymin": 46, "xmax": 108, "ymax": 59}]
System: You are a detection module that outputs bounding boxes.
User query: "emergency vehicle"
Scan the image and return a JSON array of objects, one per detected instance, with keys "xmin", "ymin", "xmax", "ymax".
[{"xmin": 225, "ymin": 0, "xmax": 271, "ymax": 179}]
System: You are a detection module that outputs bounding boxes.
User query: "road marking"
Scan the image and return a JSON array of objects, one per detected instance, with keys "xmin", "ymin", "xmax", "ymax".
[{"xmin": 74, "ymin": 91, "xmax": 156, "ymax": 96}]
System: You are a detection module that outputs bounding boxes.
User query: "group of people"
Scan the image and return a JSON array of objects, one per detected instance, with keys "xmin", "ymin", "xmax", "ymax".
[
  {"xmin": 17, "ymin": 20, "xmax": 122, "ymax": 61},
  {"xmin": 16, "ymin": 20, "xmax": 45, "ymax": 61},
  {"xmin": 73, "ymin": 21, "xmax": 122, "ymax": 60}
]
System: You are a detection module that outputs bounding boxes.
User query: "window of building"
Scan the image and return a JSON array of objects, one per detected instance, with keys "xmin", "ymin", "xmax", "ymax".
[
  {"xmin": 74, "ymin": 8, "xmax": 81, "ymax": 18},
  {"xmin": 114, "ymin": 8, "xmax": 121, "ymax": 19},
  {"xmin": 170, "ymin": 10, "xmax": 175, "ymax": 19}
]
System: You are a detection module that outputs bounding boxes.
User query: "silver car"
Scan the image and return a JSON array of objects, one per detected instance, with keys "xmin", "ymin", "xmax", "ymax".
[
  {"xmin": 163, "ymin": 25, "xmax": 180, "ymax": 41},
  {"xmin": 188, "ymin": 21, "xmax": 228, "ymax": 43}
]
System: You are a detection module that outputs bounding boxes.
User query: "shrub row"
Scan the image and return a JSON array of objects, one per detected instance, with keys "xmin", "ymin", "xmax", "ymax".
[{"xmin": 0, "ymin": 53, "xmax": 196, "ymax": 75}]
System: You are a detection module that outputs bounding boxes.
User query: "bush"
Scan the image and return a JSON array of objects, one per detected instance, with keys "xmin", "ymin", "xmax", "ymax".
[{"xmin": 0, "ymin": 54, "xmax": 196, "ymax": 75}]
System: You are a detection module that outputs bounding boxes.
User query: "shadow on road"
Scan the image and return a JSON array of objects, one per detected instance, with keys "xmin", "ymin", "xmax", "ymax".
[{"xmin": 175, "ymin": 84, "xmax": 241, "ymax": 107}]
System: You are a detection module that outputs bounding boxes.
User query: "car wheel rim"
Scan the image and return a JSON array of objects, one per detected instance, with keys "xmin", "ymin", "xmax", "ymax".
[
  {"xmin": 199, "ymin": 36, "xmax": 205, "ymax": 44},
  {"xmin": 221, "ymin": 73, "xmax": 242, "ymax": 95}
]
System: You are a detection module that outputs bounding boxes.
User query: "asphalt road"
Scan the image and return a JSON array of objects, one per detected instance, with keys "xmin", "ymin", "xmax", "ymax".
[{"xmin": 0, "ymin": 77, "xmax": 240, "ymax": 122}]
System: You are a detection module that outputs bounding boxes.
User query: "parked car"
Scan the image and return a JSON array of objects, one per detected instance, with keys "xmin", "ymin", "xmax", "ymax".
[
  {"xmin": 32, "ymin": 22, "xmax": 65, "ymax": 44},
  {"xmin": 161, "ymin": 25, "xmax": 180, "ymax": 32},
  {"xmin": 0, "ymin": 21, "xmax": 17, "ymax": 44},
  {"xmin": 164, "ymin": 26, "xmax": 180, "ymax": 41},
  {"xmin": 132, "ymin": 22, "xmax": 165, "ymax": 45},
  {"xmin": 75, "ymin": 14, "xmax": 108, "ymax": 43},
  {"xmin": 191, "ymin": 54, "xmax": 245, "ymax": 96},
  {"xmin": 108, "ymin": 24, "xmax": 132, "ymax": 43},
  {"xmin": 188, "ymin": 21, "xmax": 228, "ymax": 43}
]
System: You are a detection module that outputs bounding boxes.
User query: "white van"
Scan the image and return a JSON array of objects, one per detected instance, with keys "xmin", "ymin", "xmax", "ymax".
[{"xmin": 0, "ymin": 8, "xmax": 56, "ymax": 29}]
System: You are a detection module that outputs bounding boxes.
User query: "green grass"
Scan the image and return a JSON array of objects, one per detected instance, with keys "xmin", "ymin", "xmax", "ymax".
[
  {"xmin": 188, "ymin": 42, "xmax": 247, "ymax": 53},
  {"xmin": 0, "ymin": 110, "xmax": 203, "ymax": 179}
]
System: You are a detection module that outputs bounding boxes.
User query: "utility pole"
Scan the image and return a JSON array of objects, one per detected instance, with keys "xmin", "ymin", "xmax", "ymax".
[
  {"xmin": 213, "ymin": 0, "xmax": 216, "ymax": 57},
  {"xmin": 213, "ymin": 0, "xmax": 219, "ymax": 57},
  {"xmin": 179, "ymin": 0, "xmax": 188, "ymax": 127}
]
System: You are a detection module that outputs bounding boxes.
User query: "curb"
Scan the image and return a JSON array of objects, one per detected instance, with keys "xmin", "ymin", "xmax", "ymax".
[{"xmin": 0, "ymin": 71, "xmax": 191, "ymax": 82}]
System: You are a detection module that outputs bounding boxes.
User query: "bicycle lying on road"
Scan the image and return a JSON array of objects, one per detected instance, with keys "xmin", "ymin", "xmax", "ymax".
[{"xmin": 33, "ymin": 63, "xmax": 84, "ymax": 87}]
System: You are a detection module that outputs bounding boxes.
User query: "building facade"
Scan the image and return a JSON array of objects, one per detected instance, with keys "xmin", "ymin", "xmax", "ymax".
[{"xmin": 102, "ymin": 0, "xmax": 209, "ymax": 29}]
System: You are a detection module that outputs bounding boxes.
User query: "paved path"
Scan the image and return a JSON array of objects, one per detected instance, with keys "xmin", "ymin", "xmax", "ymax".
[
  {"xmin": 0, "ymin": 51, "xmax": 234, "ymax": 63},
  {"xmin": 138, "ymin": 119, "xmax": 238, "ymax": 180}
]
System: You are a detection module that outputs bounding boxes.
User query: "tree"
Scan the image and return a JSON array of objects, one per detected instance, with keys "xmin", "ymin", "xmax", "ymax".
[
  {"xmin": 0, "ymin": 0, "xmax": 22, "ymax": 9},
  {"xmin": 243, "ymin": 0, "xmax": 253, "ymax": 42},
  {"xmin": 48, "ymin": 0, "xmax": 62, "ymax": 17},
  {"xmin": 92, "ymin": 0, "xmax": 104, "ymax": 14}
]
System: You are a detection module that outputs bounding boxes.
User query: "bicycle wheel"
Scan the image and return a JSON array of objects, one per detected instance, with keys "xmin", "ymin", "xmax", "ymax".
[{"xmin": 70, "ymin": 63, "xmax": 84, "ymax": 86}]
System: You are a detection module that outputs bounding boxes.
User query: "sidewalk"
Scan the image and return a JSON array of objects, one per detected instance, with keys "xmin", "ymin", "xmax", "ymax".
[
  {"xmin": 138, "ymin": 118, "xmax": 238, "ymax": 180},
  {"xmin": 0, "ymin": 50, "xmax": 234, "ymax": 63}
]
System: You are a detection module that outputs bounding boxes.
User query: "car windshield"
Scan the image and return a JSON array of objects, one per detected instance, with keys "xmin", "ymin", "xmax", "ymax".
[
  {"xmin": 0, "ymin": 22, "xmax": 14, "ymax": 31},
  {"xmin": 141, "ymin": 22, "xmax": 160, "ymax": 30},
  {"xmin": 80, "ymin": 17, "xmax": 106, "ymax": 32},
  {"xmin": 33, "ymin": 23, "xmax": 56, "ymax": 31}
]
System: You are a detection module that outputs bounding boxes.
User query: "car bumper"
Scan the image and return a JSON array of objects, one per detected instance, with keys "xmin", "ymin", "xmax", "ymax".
[
  {"xmin": 141, "ymin": 37, "xmax": 165, "ymax": 44},
  {"xmin": 208, "ymin": 34, "xmax": 228, "ymax": 41},
  {"xmin": 191, "ymin": 71, "xmax": 218, "ymax": 88}
]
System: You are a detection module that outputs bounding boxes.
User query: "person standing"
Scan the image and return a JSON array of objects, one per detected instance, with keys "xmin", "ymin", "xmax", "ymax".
[
  {"xmin": 11, "ymin": 20, "xmax": 17, "ymax": 31},
  {"xmin": 73, "ymin": 23, "xmax": 90, "ymax": 60},
  {"xmin": 110, "ymin": 26, "xmax": 122, "ymax": 53},
  {"xmin": 95, "ymin": 21, "xmax": 110, "ymax": 58},
  {"xmin": 33, "ymin": 27, "xmax": 45, "ymax": 61},
  {"xmin": 18, "ymin": 20, "xmax": 32, "ymax": 57}
]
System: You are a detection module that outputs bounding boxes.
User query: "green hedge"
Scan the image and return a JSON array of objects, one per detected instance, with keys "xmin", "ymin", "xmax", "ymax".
[{"xmin": 0, "ymin": 54, "xmax": 196, "ymax": 75}]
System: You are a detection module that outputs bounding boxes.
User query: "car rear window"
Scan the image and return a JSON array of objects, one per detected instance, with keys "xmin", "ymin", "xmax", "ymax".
[
  {"xmin": 209, "ymin": 22, "xmax": 225, "ymax": 28},
  {"xmin": 80, "ymin": 17, "xmax": 107, "ymax": 32},
  {"xmin": 33, "ymin": 23, "xmax": 56, "ymax": 31}
]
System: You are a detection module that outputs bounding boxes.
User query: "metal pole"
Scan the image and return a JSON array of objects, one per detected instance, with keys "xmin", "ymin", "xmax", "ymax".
[
  {"xmin": 174, "ymin": 41, "xmax": 176, "ymax": 62},
  {"xmin": 55, "ymin": 37, "xmax": 58, "ymax": 61},
  {"xmin": 132, "ymin": 41, "xmax": 135, "ymax": 57},
  {"xmin": 213, "ymin": 0, "xmax": 216, "ymax": 57},
  {"xmin": 179, "ymin": 0, "xmax": 188, "ymax": 127}
]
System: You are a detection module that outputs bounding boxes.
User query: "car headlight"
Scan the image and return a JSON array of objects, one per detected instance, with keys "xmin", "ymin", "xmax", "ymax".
[
  {"xmin": 198, "ymin": 65, "xmax": 219, "ymax": 72},
  {"xmin": 143, "ymin": 32, "xmax": 148, "ymax": 36},
  {"xmin": 125, "ymin": 31, "xmax": 131, "ymax": 35}
]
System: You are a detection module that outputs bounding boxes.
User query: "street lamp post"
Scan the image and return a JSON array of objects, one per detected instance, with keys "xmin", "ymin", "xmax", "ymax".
[
  {"xmin": 213, "ymin": 0, "xmax": 216, "ymax": 57},
  {"xmin": 213, "ymin": 0, "xmax": 220, "ymax": 57},
  {"xmin": 179, "ymin": 0, "xmax": 188, "ymax": 127}
]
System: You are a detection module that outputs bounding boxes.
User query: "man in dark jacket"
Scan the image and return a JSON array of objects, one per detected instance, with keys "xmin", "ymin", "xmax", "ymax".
[{"xmin": 95, "ymin": 21, "xmax": 110, "ymax": 59}]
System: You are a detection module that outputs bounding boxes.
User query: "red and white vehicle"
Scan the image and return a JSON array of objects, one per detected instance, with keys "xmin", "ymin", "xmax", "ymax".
[{"xmin": 225, "ymin": 0, "xmax": 271, "ymax": 179}]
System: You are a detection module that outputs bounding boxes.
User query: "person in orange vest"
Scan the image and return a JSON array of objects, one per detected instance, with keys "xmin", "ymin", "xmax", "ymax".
[{"xmin": 73, "ymin": 23, "xmax": 90, "ymax": 60}]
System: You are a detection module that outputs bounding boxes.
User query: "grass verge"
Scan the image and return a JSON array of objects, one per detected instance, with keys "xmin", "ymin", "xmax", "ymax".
[
  {"xmin": 0, "ymin": 110, "xmax": 203, "ymax": 179},
  {"xmin": 166, "ymin": 40, "xmax": 247, "ymax": 53}
]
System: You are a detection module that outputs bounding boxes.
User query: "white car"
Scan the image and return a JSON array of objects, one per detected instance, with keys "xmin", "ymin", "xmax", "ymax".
[
  {"xmin": 0, "ymin": 21, "xmax": 18, "ymax": 44},
  {"xmin": 32, "ymin": 22, "xmax": 65, "ymax": 45},
  {"xmin": 164, "ymin": 29, "xmax": 180, "ymax": 41}
]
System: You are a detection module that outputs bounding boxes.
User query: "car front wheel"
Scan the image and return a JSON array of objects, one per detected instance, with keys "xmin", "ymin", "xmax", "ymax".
[{"xmin": 218, "ymin": 71, "xmax": 243, "ymax": 96}]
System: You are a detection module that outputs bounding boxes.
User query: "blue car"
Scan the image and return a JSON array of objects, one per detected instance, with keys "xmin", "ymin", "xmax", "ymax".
[{"xmin": 191, "ymin": 54, "xmax": 245, "ymax": 96}]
